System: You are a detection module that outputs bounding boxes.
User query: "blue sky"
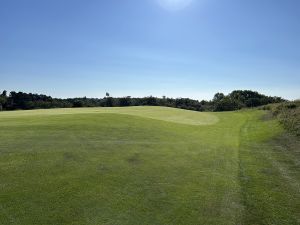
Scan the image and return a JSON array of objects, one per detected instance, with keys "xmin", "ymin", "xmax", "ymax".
[{"xmin": 0, "ymin": 0, "xmax": 299, "ymax": 100}]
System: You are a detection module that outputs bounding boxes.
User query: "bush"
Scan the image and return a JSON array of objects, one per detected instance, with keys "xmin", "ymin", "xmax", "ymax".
[{"xmin": 270, "ymin": 101, "xmax": 300, "ymax": 136}]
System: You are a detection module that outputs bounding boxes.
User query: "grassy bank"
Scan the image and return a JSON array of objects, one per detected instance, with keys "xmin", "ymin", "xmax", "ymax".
[{"xmin": 272, "ymin": 101, "xmax": 300, "ymax": 136}]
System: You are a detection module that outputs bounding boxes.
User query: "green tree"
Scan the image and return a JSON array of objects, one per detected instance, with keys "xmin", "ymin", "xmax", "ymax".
[
  {"xmin": 214, "ymin": 97, "xmax": 240, "ymax": 111},
  {"xmin": 213, "ymin": 93, "xmax": 225, "ymax": 102},
  {"xmin": 0, "ymin": 90, "xmax": 8, "ymax": 110},
  {"xmin": 119, "ymin": 96, "xmax": 131, "ymax": 107},
  {"xmin": 2, "ymin": 90, "xmax": 7, "ymax": 97}
]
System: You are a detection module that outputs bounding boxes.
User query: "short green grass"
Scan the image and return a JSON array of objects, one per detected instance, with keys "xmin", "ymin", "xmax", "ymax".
[
  {"xmin": 0, "ymin": 106, "xmax": 219, "ymax": 125},
  {"xmin": 0, "ymin": 107, "xmax": 299, "ymax": 225}
]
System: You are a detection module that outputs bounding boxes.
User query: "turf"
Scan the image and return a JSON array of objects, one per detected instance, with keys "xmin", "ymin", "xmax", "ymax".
[
  {"xmin": 0, "ymin": 107, "xmax": 299, "ymax": 225},
  {"xmin": 0, "ymin": 106, "xmax": 219, "ymax": 125}
]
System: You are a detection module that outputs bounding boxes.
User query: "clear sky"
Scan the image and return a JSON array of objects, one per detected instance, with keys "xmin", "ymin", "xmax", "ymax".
[{"xmin": 0, "ymin": 0, "xmax": 299, "ymax": 100}]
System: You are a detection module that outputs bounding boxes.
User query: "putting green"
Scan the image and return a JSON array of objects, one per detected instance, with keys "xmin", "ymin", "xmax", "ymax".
[{"xmin": 0, "ymin": 106, "xmax": 219, "ymax": 125}]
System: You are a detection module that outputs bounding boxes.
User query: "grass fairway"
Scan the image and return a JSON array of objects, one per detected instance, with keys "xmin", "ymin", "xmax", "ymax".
[{"xmin": 0, "ymin": 107, "xmax": 299, "ymax": 225}]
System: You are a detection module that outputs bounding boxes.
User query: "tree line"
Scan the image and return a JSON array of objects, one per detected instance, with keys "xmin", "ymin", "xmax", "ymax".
[{"xmin": 0, "ymin": 90, "xmax": 284, "ymax": 112}]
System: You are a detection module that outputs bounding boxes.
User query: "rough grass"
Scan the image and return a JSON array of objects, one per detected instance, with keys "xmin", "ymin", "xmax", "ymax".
[
  {"xmin": 0, "ymin": 107, "xmax": 299, "ymax": 225},
  {"xmin": 272, "ymin": 101, "xmax": 300, "ymax": 136},
  {"xmin": 261, "ymin": 100, "xmax": 300, "ymax": 136}
]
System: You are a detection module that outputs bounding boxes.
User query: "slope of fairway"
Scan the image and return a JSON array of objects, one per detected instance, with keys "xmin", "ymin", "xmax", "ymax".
[
  {"xmin": 0, "ymin": 106, "xmax": 219, "ymax": 125},
  {"xmin": 0, "ymin": 107, "xmax": 299, "ymax": 225}
]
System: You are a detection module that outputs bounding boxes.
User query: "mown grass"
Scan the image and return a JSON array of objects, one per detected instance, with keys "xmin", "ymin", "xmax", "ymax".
[
  {"xmin": 0, "ymin": 107, "xmax": 299, "ymax": 225},
  {"xmin": 0, "ymin": 106, "xmax": 218, "ymax": 125}
]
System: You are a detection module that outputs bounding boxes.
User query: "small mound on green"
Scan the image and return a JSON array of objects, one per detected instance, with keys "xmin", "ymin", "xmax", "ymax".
[{"xmin": 0, "ymin": 106, "xmax": 219, "ymax": 125}]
